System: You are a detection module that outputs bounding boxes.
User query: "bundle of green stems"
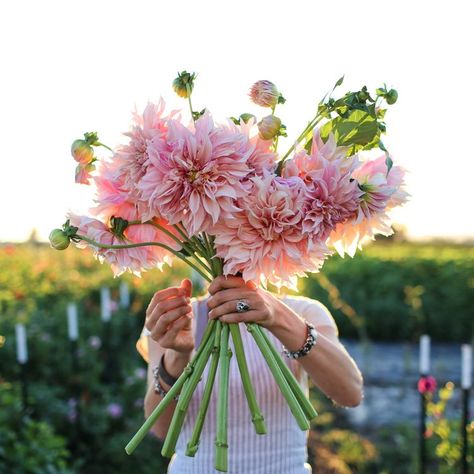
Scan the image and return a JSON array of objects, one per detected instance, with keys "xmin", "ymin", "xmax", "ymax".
[{"xmin": 121, "ymin": 228, "xmax": 318, "ymax": 472}]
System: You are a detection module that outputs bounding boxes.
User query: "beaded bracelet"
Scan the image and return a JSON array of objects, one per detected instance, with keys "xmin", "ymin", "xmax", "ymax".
[
  {"xmin": 153, "ymin": 378, "xmax": 179, "ymax": 401},
  {"xmin": 282, "ymin": 321, "xmax": 318, "ymax": 359}
]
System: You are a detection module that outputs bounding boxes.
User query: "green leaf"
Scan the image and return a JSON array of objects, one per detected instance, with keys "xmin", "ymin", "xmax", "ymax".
[
  {"xmin": 320, "ymin": 109, "xmax": 378, "ymax": 149},
  {"xmin": 385, "ymin": 154, "xmax": 393, "ymax": 175},
  {"xmin": 334, "ymin": 75, "xmax": 345, "ymax": 88}
]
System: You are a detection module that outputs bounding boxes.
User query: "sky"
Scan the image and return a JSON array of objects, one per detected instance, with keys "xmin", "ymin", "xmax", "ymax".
[{"xmin": 1, "ymin": 0, "xmax": 473, "ymax": 242}]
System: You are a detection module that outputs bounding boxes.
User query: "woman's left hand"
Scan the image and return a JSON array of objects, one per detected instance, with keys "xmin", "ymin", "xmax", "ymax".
[{"xmin": 207, "ymin": 275, "xmax": 279, "ymax": 328}]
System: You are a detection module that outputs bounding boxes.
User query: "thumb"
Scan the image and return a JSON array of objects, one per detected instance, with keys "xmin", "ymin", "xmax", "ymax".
[{"xmin": 180, "ymin": 278, "xmax": 193, "ymax": 298}]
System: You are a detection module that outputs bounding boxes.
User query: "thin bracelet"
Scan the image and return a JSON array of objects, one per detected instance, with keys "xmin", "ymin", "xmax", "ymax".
[
  {"xmin": 153, "ymin": 378, "xmax": 179, "ymax": 402},
  {"xmin": 282, "ymin": 321, "xmax": 318, "ymax": 359}
]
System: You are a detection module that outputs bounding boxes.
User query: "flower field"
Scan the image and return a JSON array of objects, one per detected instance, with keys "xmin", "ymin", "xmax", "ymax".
[{"xmin": 0, "ymin": 239, "xmax": 472, "ymax": 472}]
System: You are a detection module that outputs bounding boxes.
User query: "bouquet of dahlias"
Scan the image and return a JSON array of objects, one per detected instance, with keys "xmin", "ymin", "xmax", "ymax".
[{"xmin": 50, "ymin": 71, "xmax": 407, "ymax": 472}]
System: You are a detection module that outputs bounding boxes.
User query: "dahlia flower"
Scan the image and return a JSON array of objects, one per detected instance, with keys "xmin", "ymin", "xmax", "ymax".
[
  {"xmin": 113, "ymin": 99, "xmax": 178, "ymax": 204},
  {"xmin": 211, "ymin": 173, "xmax": 331, "ymax": 289},
  {"xmin": 283, "ymin": 135, "xmax": 361, "ymax": 241},
  {"xmin": 249, "ymin": 80, "xmax": 280, "ymax": 108},
  {"xmin": 67, "ymin": 212, "xmax": 178, "ymax": 276},
  {"xmin": 139, "ymin": 113, "xmax": 252, "ymax": 235},
  {"xmin": 328, "ymin": 155, "xmax": 408, "ymax": 256},
  {"xmin": 227, "ymin": 116, "xmax": 277, "ymax": 176}
]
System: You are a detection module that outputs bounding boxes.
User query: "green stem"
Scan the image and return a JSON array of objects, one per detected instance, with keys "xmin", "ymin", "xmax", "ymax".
[
  {"xmin": 276, "ymin": 114, "xmax": 324, "ymax": 175},
  {"xmin": 76, "ymin": 234, "xmax": 212, "ymax": 282},
  {"xmin": 203, "ymin": 233, "xmax": 220, "ymax": 277},
  {"xmin": 172, "ymin": 223, "xmax": 189, "ymax": 241},
  {"xmin": 246, "ymin": 323, "xmax": 309, "ymax": 430},
  {"xmin": 255, "ymin": 325, "xmax": 317, "ymax": 421},
  {"xmin": 215, "ymin": 324, "xmax": 232, "ymax": 472},
  {"xmin": 161, "ymin": 334, "xmax": 216, "ymax": 458},
  {"xmin": 186, "ymin": 84, "xmax": 195, "ymax": 123},
  {"xmin": 96, "ymin": 142, "xmax": 114, "ymax": 152},
  {"xmin": 229, "ymin": 324, "xmax": 266, "ymax": 434},
  {"xmin": 125, "ymin": 362, "xmax": 192, "ymax": 454},
  {"xmin": 125, "ymin": 320, "xmax": 216, "ymax": 455},
  {"xmin": 186, "ymin": 321, "xmax": 222, "ymax": 456},
  {"xmin": 141, "ymin": 221, "xmax": 213, "ymax": 275}
]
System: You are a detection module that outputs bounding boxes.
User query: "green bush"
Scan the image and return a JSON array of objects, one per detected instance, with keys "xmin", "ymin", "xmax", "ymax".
[
  {"xmin": 0, "ymin": 382, "xmax": 73, "ymax": 474},
  {"xmin": 300, "ymin": 242, "xmax": 474, "ymax": 342}
]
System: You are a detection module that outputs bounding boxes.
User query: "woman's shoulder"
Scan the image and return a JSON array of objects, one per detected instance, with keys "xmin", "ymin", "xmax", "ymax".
[{"xmin": 279, "ymin": 293, "xmax": 339, "ymax": 334}]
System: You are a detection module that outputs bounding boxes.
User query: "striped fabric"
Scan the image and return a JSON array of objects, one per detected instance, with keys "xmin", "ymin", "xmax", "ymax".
[{"xmin": 166, "ymin": 296, "xmax": 315, "ymax": 474}]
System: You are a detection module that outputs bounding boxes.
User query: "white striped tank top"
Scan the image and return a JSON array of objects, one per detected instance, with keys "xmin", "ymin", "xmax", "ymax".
[{"xmin": 164, "ymin": 295, "xmax": 324, "ymax": 474}]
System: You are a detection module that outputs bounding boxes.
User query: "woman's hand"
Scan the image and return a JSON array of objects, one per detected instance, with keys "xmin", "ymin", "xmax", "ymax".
[
  {"xmin": 145, "ymin": 278, "xmax": 194, "ymax": 354},
  {"xmin": 207, "ymin": 275, "xmax": 281, "ymax": 329}
]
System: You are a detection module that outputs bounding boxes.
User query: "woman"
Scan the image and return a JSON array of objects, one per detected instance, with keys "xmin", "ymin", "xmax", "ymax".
[{"xmin": 137, "ymin": 275, "xmax": 363, "ymax": 473}]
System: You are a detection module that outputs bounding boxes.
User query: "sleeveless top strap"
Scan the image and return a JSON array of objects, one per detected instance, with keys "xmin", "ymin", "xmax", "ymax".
[{"xmin": 195, "ymin": 298, "xmax": 208, "ymax": 347}]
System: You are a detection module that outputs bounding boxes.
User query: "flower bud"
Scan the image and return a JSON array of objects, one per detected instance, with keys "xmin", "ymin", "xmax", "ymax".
[
  {"xmin": 249, "ymin": 80, "xmax": 281, "ymax": 108},
  {"xmin": 258, "ymin": 115, "xmax": 282, "ymax": 140},
  {"xmin": 49, "ymin": 229, "xmax": 70, "ymax": 250},
  {"xmin": 386, "ymin": 89, "xmax": 398, "ymax": 104},
  {"xmin": 239, "ymin": 113, "xmax": 256, "ymax": 124},
  {"xmin": 71, "ymin": 139, "xmax": 94, "ymax": 164},
  {"xmin": 75, "ymin": 162, "xmax": 95, "ymax": 185},
  {"xmin": 172, "ymin": 71, "xmax": 197, "ymax": 98}
]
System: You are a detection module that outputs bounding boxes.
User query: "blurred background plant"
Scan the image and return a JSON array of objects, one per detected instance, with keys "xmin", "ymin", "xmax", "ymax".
[{"xmin": 0, "ymin": 237, "xmax": 473, "ymax": 473}]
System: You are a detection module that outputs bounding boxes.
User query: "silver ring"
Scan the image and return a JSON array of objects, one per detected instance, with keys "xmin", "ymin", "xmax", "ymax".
[{"xmin": 236, "ymin": 300, "xmax": 250, "ymax": 313}]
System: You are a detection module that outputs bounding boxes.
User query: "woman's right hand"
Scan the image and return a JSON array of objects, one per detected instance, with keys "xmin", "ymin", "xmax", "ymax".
[{"xmin": 145, "ymin": 278, "xmax": 195, "ymax": 355}]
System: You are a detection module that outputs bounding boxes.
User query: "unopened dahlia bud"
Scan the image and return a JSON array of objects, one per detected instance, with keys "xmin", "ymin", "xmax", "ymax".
[
  {"xmin": 172, "ymin": 71, "xmax": 197, "ymax": 98},
  {"xmin": 249, "ymin": 80, "xmax": 281, "ymax": 108},
  {"xmin": 49, "ymin": 229, "xmax": 70, "ymax": 250},
  {"xmin": 386, "ymin": 89, "xmax": 398, "ymax": 104},
  {"xmin": 75, "ymin": 162, "xmax": 95, "ymax": 185},
  {"xmin": 258, "ymin": 115, "xmax": 282, "ymax": 140},
  {"xmin": 71, "ymin": 139, "xmax": 94, "ymax": 164}
]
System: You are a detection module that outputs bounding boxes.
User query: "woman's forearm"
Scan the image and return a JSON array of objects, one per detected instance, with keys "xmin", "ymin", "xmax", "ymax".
[
  {"xmin": 144, "ymin": 349, "xmax": 191, "ymax": 439},
  {"xmin": 268, "ymin": 302, "xmax": 363, "ymax": 407}
]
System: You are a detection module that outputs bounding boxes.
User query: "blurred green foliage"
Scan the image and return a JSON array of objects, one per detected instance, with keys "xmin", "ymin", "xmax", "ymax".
[
  {"xmin": 0, "ymin": 240, "xmax": 473, "ymax": 472},
  {"xmin": 300, "ymin": 241, "xmax": 474, "ymax": 342}
]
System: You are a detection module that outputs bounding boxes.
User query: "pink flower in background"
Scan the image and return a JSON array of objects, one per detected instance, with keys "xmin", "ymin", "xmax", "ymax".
[
  {"xmin": 140, "ymin": 113, "xmax": 251, "ymax": 235},
  {"xmin": 88, "ymin": 336, "xmax": 102, "ymax": 349},
  {"xmin": 328, "ymin": 155, "xmax": 408, "ymax": 256},
  {"xmin": 418, "ymin": 375, "xmax": 437, "ymax": 394},
  {"xmin": 107, "ymin": 402, "xmax": 123, "ymax": 419},
  {"xmin": 212, "ymin": 173, "xmax": 331, "ymax": 289}
]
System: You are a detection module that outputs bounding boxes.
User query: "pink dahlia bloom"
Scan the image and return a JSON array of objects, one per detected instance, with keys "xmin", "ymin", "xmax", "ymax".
[
  {"xmin": 328, "ymin": 155, "xmax": 409, "ymax": 256},
  {"xmin": 211, "ymin": 174, "xmax": 331, "ymax": 289},
  {"xmin": 90, "ymin": 158, "xmax": 135, "ymax": 220},
  {"xmin": 226, "ymin": 116, "xmax": 277, "ymax": 176},
  {"xmin": 140, "ymin": 112, "xmax": 252, "ymax": 235},
  {"xmin": 68, "ymin": 212, "xmax": 178, "ymax": 276},
  {"xmin": 283, "ymin": 134, "xmax": 361, "ymax": 241},
  {"xmin": 114, "ymin": 99, "xmax": 179, "ymax": 205}
]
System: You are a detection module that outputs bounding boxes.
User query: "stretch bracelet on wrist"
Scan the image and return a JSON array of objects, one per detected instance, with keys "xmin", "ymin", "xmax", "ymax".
[
  {"xmin": 282, "ymin": 321, "xmax": 318, "ymax": 359},
  {"xmin": 154, "ymin": 353, "xmax": 179, "ymax": 387}
]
